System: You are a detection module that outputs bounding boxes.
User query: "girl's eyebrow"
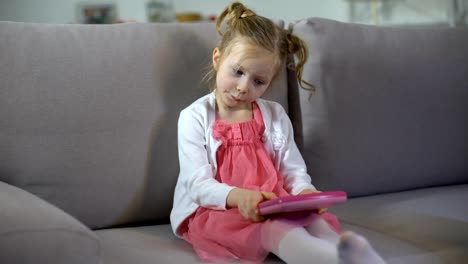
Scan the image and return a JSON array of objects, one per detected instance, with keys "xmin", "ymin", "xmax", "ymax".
[
  {"xmin": 231, "ymin": 63, "xmax": 242, "ymax": 71},
  {"xmin": 231, "ymin": 62, "xmax": 271, "ymax": 81}
]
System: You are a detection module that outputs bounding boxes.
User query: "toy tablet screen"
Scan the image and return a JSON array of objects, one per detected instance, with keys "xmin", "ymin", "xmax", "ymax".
[{"xmin": 258, "ymin": 191, "xmax": 347, "ymax": 215}]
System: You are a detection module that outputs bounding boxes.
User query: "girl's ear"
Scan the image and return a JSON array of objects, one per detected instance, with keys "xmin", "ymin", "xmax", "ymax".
[{"xmin": 212, "ymin": 48, "xmax": 221, "ymax": 70}]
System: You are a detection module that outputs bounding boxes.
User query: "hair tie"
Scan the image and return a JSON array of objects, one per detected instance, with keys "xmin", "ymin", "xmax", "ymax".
[{"xmin": 239, "ymin": 10, "xmax": 255, "ymax": 19}]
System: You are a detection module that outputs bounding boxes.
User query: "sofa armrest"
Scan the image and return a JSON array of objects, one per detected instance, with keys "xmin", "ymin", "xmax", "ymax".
[{"xmin": 0, "ymin": 181, "xmax": 101, "ymax": 264}]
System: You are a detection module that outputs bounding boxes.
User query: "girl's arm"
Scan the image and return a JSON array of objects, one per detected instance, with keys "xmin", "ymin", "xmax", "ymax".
[
  {"xmin": 177, "ymin": 109, "xmax": 235, "ymax": 210},
  {"xmin": 276, "ymin": 108, "xmax": 317, "ymax": 195},
  {"xmin": 279, "ymin": 131, "xmax": 328, "ymax": 213}
]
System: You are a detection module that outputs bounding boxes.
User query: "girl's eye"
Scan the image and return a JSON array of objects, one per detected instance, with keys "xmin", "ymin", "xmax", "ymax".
[
  {"xmin": 233, "ymin": 68, "xmax": 243, "ymax": 75},
  {"xmin": 255, "ymin": 79, "xmax": 265, "ymax": 86}
]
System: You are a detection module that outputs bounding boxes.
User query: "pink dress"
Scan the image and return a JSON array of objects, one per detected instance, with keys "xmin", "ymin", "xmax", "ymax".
[{"xmin": 182, "ymin": 103, "xmax": 340, "ymax": 262}]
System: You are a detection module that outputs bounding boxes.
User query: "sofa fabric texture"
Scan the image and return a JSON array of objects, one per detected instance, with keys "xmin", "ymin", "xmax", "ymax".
[
  {"xmin": 1, "ymin": 18, "xmax": 467, "ymax": 264},
  {"xmin": 0, "ymin": 21, "xmax": 287, "ymax": 230},
  {"xmin": 290, "ymin": 18, "xmax": 468, "ymax": 197}
]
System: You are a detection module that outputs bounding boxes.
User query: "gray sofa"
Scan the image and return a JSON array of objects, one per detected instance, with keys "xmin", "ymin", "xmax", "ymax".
[{"xmin": 1, "ymin": 17, "xmax": 467, "ymax": 264}]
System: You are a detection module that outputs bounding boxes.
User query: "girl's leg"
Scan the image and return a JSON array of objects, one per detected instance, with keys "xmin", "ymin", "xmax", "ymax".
[
  {"xmin": 338, "ymin": 231, "xmax": 386, "ymax": 264},
  {"xmin": 261, "ymin": 219, "xmax": 386, "ymax": 264},
  {"xmin": 261, "ymin": 220, "xmax": 339, "ymax": 264},
  {"xmin": 304, "ymin": 214, "xmax": 386, "ymax": 263},
  {"xmin": 304, "ymin": 213, "xmax": 340, "ymax": 245}
]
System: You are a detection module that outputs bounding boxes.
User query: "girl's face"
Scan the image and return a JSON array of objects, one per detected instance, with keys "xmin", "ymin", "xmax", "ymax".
[{"xmin": 213, "ymin": 42, "xmax": 277, "ymax": 112}]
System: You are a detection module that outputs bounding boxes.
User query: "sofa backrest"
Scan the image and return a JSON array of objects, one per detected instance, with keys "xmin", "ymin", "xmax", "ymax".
[
  {"xmin": 0, "ymin": 21, "xmax": 288, "ymax": 229},
  {"xmin": 290, "ymin": 18, "xmax": 468, "ymax": 197}
]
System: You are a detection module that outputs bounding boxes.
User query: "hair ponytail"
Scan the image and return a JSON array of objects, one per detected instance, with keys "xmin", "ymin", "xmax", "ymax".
[{"xmin": 285, "ymin": 31, "xmax": 316, "ymax": 94}]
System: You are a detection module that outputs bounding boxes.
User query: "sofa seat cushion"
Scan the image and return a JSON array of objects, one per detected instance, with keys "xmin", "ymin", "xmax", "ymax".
[
  {"xmin": 96, "ymin": 225, "xmax": 283, "ymax": 264},
  {"xmin": 330, "ymin": 185, "xmax": 468, "ymax": 263},
  {"xmin": 96, "ymin": 225, "xmax": 199, "ymax": 264},
  {"xmin": 96, "ymin": 183, "xmax": 468, "ymax": 264}
]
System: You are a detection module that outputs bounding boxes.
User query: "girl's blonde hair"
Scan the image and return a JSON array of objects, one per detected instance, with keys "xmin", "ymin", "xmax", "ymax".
[{"xmin": 204, "ymin": 2, "xmax": 315, "ymax": 94}]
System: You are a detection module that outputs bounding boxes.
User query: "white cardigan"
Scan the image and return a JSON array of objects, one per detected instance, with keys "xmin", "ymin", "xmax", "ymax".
[{"xmin": 170, "ymin": 92, "xmax": 316, "ymax": 236}]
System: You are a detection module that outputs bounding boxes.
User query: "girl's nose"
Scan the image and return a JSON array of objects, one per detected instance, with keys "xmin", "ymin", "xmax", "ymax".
[{"xmin": 236, "ymin": 80, "xmax": 249, "ymax": 94}]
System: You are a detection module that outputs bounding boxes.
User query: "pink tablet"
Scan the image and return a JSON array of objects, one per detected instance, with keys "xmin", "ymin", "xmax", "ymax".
[{"xmin": 258, "ymin": 191, "xmax": 347, "ymax": 215}]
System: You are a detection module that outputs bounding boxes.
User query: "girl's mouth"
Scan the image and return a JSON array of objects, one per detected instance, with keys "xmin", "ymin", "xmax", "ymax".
[{"xmin": 231, "ymin": 95, "xmax": 241, "ymax": 102}]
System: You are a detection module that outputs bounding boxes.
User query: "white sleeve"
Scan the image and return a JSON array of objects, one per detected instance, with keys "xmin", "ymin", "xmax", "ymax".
[
  {"xmin": 177, "ymin": 109, "xmax": 235, "ymax": 210},
  {"xmin": 277, "ymin": 108, "xmax": 317, "ymax": 195}
]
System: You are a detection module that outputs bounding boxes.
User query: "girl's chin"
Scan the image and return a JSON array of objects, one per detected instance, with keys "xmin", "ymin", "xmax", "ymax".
[{"xmin": 223, "ymin": 99, "xmax": 250, "ymax": 109}]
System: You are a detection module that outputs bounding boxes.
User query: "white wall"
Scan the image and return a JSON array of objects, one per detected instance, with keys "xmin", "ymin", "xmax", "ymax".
[
  {"xmin": 0, "ymin": 0, "xmax": 461, "ymax": 26},
  {"xmin": 0, "ymin": 0, "xmax": 348, "ymax": 24},
  {"xmin": 0, "ymin": 0, "xmax": 77, "ymax": 24}
]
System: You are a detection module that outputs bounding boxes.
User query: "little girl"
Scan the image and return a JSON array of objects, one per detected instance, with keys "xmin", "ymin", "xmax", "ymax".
[{"xmin": 170, "ymin": 2, "xmax": 386, "ymax": 263}]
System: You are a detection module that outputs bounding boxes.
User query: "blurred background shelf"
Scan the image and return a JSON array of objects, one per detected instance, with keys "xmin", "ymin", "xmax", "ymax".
[
  {"xmin": 347, "ymin": 0, "xmax": 468, "ymax": 27},
  {"xmin": 0, "ymin": 0, "xmax": 466, "ymax": 27}
]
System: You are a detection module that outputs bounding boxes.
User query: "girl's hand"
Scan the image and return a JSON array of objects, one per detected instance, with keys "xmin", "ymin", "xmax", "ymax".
[
  {"xmin": 227, "ymin": 188, "xmax": 277, "ymax": 222},
  {"xmin": 298, "ymin": 189, "xmax": 328, "ymax": 214},
  {"xmin": 299, "ymin": 188, "xmax": 321, "ymax": 195}
]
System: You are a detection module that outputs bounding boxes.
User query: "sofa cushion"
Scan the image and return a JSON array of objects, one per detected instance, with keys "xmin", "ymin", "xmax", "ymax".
[
  {"xmin": 331, "ymin": 184, "xmax": 468, "ymax": 263},
  {"xmin": 290, "ymin": 18, "xmax": 468, "ymax": 196},
  {"xmin": 96, "ymin": 225, "xmax": 283, "ymax": 264},
  {"xmin": 0, "ymin": 21, "xmax": 288, "ymax": 229},
  {"xmin": 0, "ymin": 181, "xmax": 100, "ymax": 264}
]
